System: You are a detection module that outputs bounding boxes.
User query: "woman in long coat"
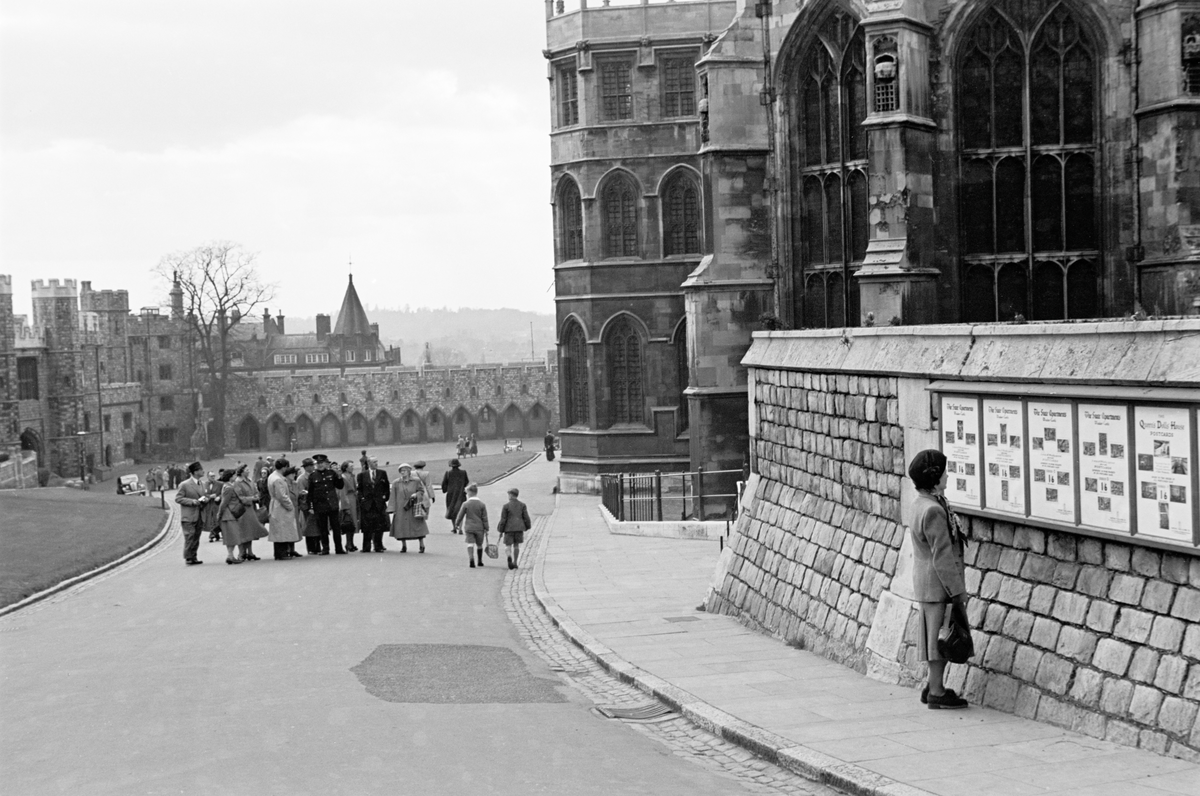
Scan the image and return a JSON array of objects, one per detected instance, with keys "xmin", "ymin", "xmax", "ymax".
[
  {"xmin": 441, "ymin": 458, "xmax": 469, "ymax": 534},
  {"xmin": 338, "ymin": 461, "xmax": 360, "ymax": 553},
  {"xmin": 216, "ymin": 471, "xmax": 245, "ymax": 564},
  {"xmin": 267, "ymin": 460, "xmax": 300, "ymax": 560},
  {"xmin": 220, "ymin": 464, "xmax": 268, "ymax": 563},
  {"xmin": 389, "ymin": 463, "xmax": 429, "ymax": 553}
]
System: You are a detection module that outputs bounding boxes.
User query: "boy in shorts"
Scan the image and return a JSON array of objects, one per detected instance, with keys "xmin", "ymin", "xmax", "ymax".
[
  {"xmin": 455, "ymin": 483, "xmax": 489, "ymax": 568},
  {"xmin": 497, "ymin": 487, "xmax": 532, "ymax": 569}
]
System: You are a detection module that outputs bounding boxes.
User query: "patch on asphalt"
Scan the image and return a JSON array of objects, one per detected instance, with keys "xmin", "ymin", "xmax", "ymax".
[{"xmin": 351, "ymin": 644, "xmax": 567, "ymax": 704}]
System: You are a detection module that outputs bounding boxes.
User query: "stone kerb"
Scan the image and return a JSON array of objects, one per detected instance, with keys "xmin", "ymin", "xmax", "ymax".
[
  {"xmin": 709, "ymin": 322, "xmax": 1200, "ymax": 760},
  {"xmin": 598, "ymin": 501, "xmax": 727, "ymax": 540}
]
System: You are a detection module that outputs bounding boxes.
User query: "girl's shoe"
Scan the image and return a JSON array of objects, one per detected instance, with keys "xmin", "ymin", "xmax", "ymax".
[
  {"xmin": 469, "ymin": 560, "xmax": 476, "ymax": 568},
  {"xmin": 225, "ymin": 557, "xmax": 242, "ymax": 565},
  {"xmin": 419, "ymin": 542, "xmax": 425, "ymax": 553},
  {"xmin": 245, "ymin": 554, "xmax": 260, "ymax": 561}
]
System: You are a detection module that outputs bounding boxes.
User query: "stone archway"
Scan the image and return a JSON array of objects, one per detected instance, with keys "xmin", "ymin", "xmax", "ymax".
[
  {"xmin": 347, "ymin": 411, "xmax": 368, "ymax": 446},
  {"xmin": 399, "ymin": 409, "xmax": 422, "ymax": 444},
  {"xmin": 527, "ymin": 402, "xmax": 549, "ymax": 436},
  {"xmin": 451, "ymin": 406, "xmax": 473, "ymax": 439},
  {"xmin": 502, "ymin": 404, "xmax": 525, "ymax": 438},
  {"xmin": 425, "ymin": 408, "xmax": 447, "ymax": 443},
  {"xmin": 374, "ymin": 411, "xmax": 395, "ymax": 445},
  {"xmin": 265, "ymin": 414, "xmax": 287, "ymax": 450},
  {"xmin": 478, "ymin": 405, "xmax": 499, "ymax": 439},
  {"xmin": 19, "ymin": 428, "xmax": 42, "ymax": 465},
  {"xmin": 295, "ymin": 414, "xmax": 315, "ymax": 449},
  {"xmin": 319, "ymin": 413, "xmax": 342, "ymax": 447},
  {"xmin": 237, "ymin": 416, "xmax": 261, "ymax": 450}
]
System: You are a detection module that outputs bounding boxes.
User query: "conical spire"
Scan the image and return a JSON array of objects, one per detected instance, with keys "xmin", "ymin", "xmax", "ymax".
[{"xmin": 332, "ymin": 274, "xmax": 372, "ymax": 336}]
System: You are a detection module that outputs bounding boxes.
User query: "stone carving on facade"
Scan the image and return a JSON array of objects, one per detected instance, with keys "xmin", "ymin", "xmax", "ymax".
[{"xmin": 1183, "ymin": 15, "xmax": 1200, "ymax": 95}]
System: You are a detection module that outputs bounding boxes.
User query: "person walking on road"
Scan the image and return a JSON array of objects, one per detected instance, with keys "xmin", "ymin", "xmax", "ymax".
[
  {"xmin": 907, "ymin": 449, "xmax": 970, "ymax": 710},
  {"xmin": 441, "ymin": 458, "xmax": 469, "ymax": 534},
  {"xmin": 544, "ymin": 431, "xmax": 555, "ymax": 462},
  {"xmin": 455, "ymin": 483, "xmax": 489, "ymax": 568},
  {"xmin": 215, "ymin": 470, "xmax": 244, "ymax": 564},
  {"xmin": 338, "ymin": 461, "xmax": 360, "ymax": 553},
  {"xmin": 174, "ymin": 461, "xmax": 210, "ymax": 566},
  {"xmin": 307, "ymin": 454, "xmax": 346, "ymax": 555},
  {"xmin": 413, "ymin": 460, "xmax": 435, "ymax": 516},
  {"xmin": 357, "ymin": 456, "xmax": 390, "ymax": 552},
  {"xmin": 468, "ymin": 433, "xmax": 478, "ymax": 457},
  {"xmin": 202, "ymin": 471, "xmax": 222, "ymax": 542},
  {"xmin": 267, "ymin": 458, "xmax": 301, "ymax": 560},
  {"xmin": 497, "ymin": 487, "xmax": 531, "ymax": 570},
  {"xmin": 389, "ymin": 463, "xmax": 429, "ymax": 553}
]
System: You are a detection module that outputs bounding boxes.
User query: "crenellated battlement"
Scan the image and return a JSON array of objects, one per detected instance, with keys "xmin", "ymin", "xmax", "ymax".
[
  {"xmin": 31, "ymin": 279, "xmax": 79, "ymax": 299},
  {"xmin": 0, "ymin": 275, "xmax": 12, "ymax": 295}
]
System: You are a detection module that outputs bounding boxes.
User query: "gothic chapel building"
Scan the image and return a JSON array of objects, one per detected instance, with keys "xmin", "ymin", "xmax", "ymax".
[{"xmin": 546, "ymin": 0, "xmax": 1200, "ymax": 486}]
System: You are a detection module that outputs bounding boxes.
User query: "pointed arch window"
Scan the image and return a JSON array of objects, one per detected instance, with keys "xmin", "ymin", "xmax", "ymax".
[
  {"xmin": 557, "ymin": 179, "xmax": 584, "ymax": 262},
  {"xmin": 790, "ymin": 11, "xmax": 868, "ymax": 329},
  {"xmin": 601, "ymin": 176, "xmax": 639, "ymax": 258},
  {"xmin": 605, "ymin": 317, "xmax": 644, "ymax": 426},
  {"xmin": 562, "ymin": 322, "xmax": 589, "ymax": 427},
  {"xmin": 662, "ymin": 172, "xmax": 701, "ymax": 256},
  {"xmin": 957, "ymin": 0, "xmax": 1098, "ymax": 321}
]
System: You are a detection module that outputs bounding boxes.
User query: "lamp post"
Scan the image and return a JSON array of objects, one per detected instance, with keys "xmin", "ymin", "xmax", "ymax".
[{"xmin": 76, "ymin": 430, "xmax": 88, "ymax": 485}]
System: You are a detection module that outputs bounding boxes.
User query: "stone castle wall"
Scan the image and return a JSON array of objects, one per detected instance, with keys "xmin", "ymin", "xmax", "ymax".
[
  {"xmin": 225, "ymin": 363, "xmax": 559, "ymax": 451},
  {"xmin": 707, "ymin": 322, "xmax": 1200, "ymax": 759}
]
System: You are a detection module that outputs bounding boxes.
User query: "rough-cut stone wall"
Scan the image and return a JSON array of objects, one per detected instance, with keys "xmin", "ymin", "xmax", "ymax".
[
  {"xmin": 708, "ymin": 369, "xmax": 907, "ymax": 670},
  {"xmin": 708, "ymin": 322, "xmax": 1200, "ymax": 760}
]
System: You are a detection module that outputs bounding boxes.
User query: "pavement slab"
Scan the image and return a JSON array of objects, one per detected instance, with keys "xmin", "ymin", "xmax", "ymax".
[{"xmin": 537, "ymin": 493, "xmax": 1200, "ymax": 796}]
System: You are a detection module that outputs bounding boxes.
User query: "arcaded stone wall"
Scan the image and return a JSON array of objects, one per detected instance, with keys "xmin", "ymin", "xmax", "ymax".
[{"xmin": 708, "ymin": 322, "xmax": 1200, "ymax": 759}]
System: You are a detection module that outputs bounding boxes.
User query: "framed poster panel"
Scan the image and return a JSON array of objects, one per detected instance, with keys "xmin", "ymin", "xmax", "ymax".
[
  {"xmin": 1028, "ymin": 401, "xmax": 1076, "ymax": 524},
  {"xmin": 983, "ymin": 398, "xmax": 1026, "ymax": 515},
  {"xmin": 941, "ymin": 395, "xmax": 981, "ymax": 508},
  {"xmin": 1134, "ymin": 405, "xmax": 1193, "ymax": 543},
  {"xmin": 1078, "ymin": 403, "xmax": 1132, "ymax": 534}
]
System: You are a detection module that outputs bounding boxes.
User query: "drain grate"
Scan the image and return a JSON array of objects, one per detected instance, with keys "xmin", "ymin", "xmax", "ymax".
[{"xmin": 596, "ymin": 702, "xmax": 676, "ymax": 721}]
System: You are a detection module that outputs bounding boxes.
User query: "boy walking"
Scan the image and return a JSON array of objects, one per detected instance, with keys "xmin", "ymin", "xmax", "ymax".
[
  {"xmin": 455, "ymin": 483, "xmax": 489, "ymax": 568},
  {"xmin": 497, "ymin": 487, "xmax": 531, "ymax": 569}
]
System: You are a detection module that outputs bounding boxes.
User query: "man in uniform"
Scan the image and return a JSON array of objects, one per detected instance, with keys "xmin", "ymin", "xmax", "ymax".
[
  {"xmin": 308, "ymin": 453, "xmax": 346, "ymax": 555},
  {"xmin": 357, "ymin": 455, "xmax": 390, "ymax": 552},
  {"xmin": 296, "ymin": 457, "xmax": 319, "ymax": 554},
  {"xmin": 174, "ymin": 461, "xmax": 210, "ymax": 565}
]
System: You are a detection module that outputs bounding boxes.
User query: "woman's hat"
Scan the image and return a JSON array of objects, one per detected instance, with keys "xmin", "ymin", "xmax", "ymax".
[
  {"xmin": 414, "ymin": 460, "xmax": 426, "ymax": 469},
  {"xmin": 908, "ymin": 449, "xmax": 948, "ymax": 490},
  {"xmin": 397, "ymin": 462, "xmax": 413, "ymax": 471},
  {"xmin": 449, "ymin": 459, "xmax": 461, "ymax": 468}
]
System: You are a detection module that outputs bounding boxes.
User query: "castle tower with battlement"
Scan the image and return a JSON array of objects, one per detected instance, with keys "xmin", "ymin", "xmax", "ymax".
[{"xmin": 0, "ymin": 275, "xmax": 15, "ymax": 453}]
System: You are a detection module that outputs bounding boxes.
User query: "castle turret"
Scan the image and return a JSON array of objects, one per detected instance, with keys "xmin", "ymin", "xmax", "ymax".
[{"xmin": 0, "ymin": 276, "xmax": 15, "ymax": 447}]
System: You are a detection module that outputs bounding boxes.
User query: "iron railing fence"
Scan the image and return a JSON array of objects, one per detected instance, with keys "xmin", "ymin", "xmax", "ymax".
[{"xmin": 600, "ymin": 468, "xmax": 743, "ymax": 522}]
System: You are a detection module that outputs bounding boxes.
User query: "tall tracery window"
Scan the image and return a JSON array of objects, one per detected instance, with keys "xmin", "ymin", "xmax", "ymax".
[
  {"xmin": 605, "ymin": 317, "xmax": 645, "ymax": 426},
  {"xmin": 791, "ymin": 11, "xmax": 868, "ymax": 329},
  {"xmin": 556, "ymin": 61, "xmax": 579, "ymax": 127},
  {"xmin": 958, "ymin": 0, "xmax": 1099, "ymax": 321},
  {"xmin": 662, "ymin": 172, "xmax": 701, "ymax": 256},
  {"xmin": 601, "ymin": 175, "xmax": 639, "ymax": 257},
  {"xmin": 599, "ymin": 59, "xmax": 634, "ymax": 121},
  {"xmin": 557, "ymin": 178, "xmax": 584, "ymax": 261},
  {"xmin": 562, "ymin": 322, "xmax": 590, "ymax": 427}
]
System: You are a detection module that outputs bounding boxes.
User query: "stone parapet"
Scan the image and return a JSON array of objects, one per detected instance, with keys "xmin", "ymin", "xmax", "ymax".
[{"xmin": 710, "ymin": 322, "xmax": 1200, "ymax": 760}]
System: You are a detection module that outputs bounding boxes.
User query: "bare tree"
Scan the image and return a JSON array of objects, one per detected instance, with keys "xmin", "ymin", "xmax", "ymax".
[{"xmin": 154, "ymin": 241, "xmax": 276, "ymax": 457}]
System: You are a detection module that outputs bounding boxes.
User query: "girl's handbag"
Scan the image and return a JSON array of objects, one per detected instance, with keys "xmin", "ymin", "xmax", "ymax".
[
  {"xmin": 255, "ymin": 505, "xmax": 270, "ymax": 524},
  {"xmin": 938, "ymin": 601, "xmax": 975, "ymax": 664},
  {"xmin": 484, "ymin": 533, "xmax": 500, "ymax": 559}
]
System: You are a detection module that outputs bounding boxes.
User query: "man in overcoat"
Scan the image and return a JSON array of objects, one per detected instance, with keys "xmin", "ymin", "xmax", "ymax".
[
  {"xmin": 174, "ymin": 461, "xmax": 210, "ymax": 565},
  {"xmin": 357, "ymin": 455, "xmax": 390, "ymax": 552}
]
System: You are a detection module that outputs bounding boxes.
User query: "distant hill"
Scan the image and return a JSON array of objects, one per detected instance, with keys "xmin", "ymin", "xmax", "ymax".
[{"xmin": 287, "ymin": 307, "xmax": 556, "ymax": 366}]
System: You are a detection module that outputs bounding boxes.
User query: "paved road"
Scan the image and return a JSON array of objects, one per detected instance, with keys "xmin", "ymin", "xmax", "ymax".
[{"xmin": 0, "ymin": 456, "xmax": 774, "ymax": 795}]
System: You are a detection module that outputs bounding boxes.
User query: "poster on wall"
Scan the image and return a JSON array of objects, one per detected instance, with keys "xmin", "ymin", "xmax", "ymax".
[
  {"xmin": 1078, "ymin": 404, "xmax": 1132, "ymax": 534},
  {"xmin": 941, "ymin": 395, "xmax": 981, "ymax": 508},
  {"xmin": 1134, "ymin": 406, "xmax": 1194, "ymax": 543},
  {"xmin": 1028, "ymin": 401, "xmax": 1076, "ymax": 523},
  {"xmin": 983, "ymin": 398, "xmax": 1026, "ymax": 515}
]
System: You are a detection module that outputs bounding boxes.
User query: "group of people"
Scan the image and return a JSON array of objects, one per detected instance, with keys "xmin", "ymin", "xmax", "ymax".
[
  {"xmin": 146, "ymin": 463, "xmax": 189, "ymax": 491},
  {"xmin": 173, "ymin": 453, "xmax": 531, "ymax": 571},
  {"xmin": 455, "ymin": 434, "xmax": 478, "ymax": 459}
]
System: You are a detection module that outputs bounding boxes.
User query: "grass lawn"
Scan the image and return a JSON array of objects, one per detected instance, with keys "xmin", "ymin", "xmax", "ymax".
[{"xmin": 0, "ymin": 488, "xmax": 167, "ymax": 608}]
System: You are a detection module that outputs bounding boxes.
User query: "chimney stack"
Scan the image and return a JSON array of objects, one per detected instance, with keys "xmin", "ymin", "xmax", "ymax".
[
  {"xmin": 276, "ymin": 313, "xmax": 285, "ymax": 335},
  {"xmin": 316, "ymin": 313, "xmax": 331, "ymax": 342}
]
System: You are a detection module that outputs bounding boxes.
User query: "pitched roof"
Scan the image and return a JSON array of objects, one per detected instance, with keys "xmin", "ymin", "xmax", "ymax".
[{"xmin": 332, "ymin": 275, "xmax": 372, "ymax": 337}]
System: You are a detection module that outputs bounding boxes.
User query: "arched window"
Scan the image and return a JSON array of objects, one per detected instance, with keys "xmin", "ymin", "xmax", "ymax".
[
  {"xmin": 958, "ymin": 0, "xmax": 1098, "ymax": 321},
  {"xmin": 790, "ymin": 11, "xmax": 867, "ymax": 328},
  {"xmin": 605, "ymin": 317, "xmax": 644, "ymax": 426},
  {"xmin": 662, "ymin": 172, "xmax": 701, "ymax": 256},
  {"xmin": 562, "ymin": 322, "xmax": 589, "ymax": 427},
  {"xmin": 285, "ymin": 394, "xmax": 293, "ymax": 406},
  {"xmin": 557, "ymin": 179, "xmax": 584, "ymax": 262},
  {"xmin": 601, "ymin": 175, "xmax": 639, "ymax": 258}
]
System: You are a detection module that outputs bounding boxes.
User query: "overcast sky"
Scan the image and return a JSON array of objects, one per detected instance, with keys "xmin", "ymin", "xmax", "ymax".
[{"xmin": 0, "ymin": 0, "xmax": 554, "ymax": 320}]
